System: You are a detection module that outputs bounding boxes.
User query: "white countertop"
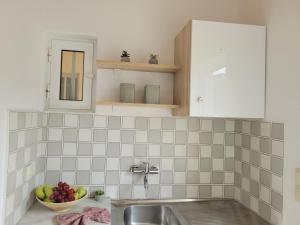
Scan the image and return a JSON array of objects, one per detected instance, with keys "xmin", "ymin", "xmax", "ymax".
[{"xmin": 18, "ymin": 198, "xmax": 111, "ymax": 225}]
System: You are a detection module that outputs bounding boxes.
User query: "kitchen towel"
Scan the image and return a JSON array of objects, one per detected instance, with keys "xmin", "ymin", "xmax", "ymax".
[{"xmin": 56, "ymin": 207, "xmax": 111, "ymax": 225}]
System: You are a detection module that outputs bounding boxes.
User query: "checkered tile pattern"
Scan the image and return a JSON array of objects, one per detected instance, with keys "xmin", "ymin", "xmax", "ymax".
[
  {"xmin": 234, "ymin": 120, "xmax": 284, "ymax": 225},
  {"xmin": 44, "ymin": 114, "xmax": 235, "ymax": 200},
  {"xmin": 5, "ymin": 112, "xmax": 46, "ymax": 225}
]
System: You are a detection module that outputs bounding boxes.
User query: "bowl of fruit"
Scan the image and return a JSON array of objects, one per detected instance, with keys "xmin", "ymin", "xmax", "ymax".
[{"xmin": 35, "ymin": 182, "xmax": 88, "ymax": 212}]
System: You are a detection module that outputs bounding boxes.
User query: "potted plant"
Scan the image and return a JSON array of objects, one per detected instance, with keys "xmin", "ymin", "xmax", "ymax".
[
  {"xmin": 149, "ymin": 54, "xmax": 158, "ymax": 64},
  {"xmin": 121, "ymin": 50, "xmax": 130, "ymax": 62},
  {"xmin": 94, "ymin": 190, "xmax": 105, "ymax": 201}
]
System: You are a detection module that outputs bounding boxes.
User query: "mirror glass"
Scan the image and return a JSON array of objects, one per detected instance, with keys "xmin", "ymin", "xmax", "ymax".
[{"xmin": 60, "ymin": 50, "xmax": 85, "ymax": 101}]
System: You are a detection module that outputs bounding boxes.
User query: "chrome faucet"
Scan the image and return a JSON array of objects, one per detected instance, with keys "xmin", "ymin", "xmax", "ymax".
[{"xmin": 130, "ymin": 162, "xmax": 159, "ymax": 190}]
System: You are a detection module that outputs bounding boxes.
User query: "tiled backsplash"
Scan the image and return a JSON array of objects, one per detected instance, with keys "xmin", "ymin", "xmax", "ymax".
[
  {"xmin": 44, "ymin": 113, "xmax": 235, "ymax": 199},
  {"xmin": 5, "ymin": 111, "xmax": 285, "ymax": 225},
  {"xmin": 234, "ymin": 120, "xmax": 284, "ymax": 225},
  {"xmin": 6, "ymin": 112, "xmax": 46, "ymax": 225}
]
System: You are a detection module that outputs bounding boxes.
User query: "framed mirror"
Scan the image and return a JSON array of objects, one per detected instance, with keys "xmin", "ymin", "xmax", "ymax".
[{"xmin": 59, "ymin": 50, "xmax": 85, "ymax": 101}]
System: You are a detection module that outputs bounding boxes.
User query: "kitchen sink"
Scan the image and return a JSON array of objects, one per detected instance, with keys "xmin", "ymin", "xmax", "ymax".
[{"xmin": 124, "ymin": 205, "xmax": 181, "ymax": 225}]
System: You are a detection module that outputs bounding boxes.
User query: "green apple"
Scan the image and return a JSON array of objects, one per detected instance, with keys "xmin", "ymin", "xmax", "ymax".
[
  {"xmin": 44, "ymin": 197, "xmax": 53, "ymax": 203},
  {"xmin": 35, "ymin": 186, "xmax": 45, "ymax": 200},
  {"xmin": 43, "ymin": 185, "xmax": 54, "ymax": 198},
  {"xmin": 77, "ymin": 186, "xmax": 87, "ymax": 199}
]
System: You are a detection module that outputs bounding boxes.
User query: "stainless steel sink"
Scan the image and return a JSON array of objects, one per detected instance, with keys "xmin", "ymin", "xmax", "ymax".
[{"xmin": 124, "ymin": 205, "xmax": 181, "ymax": 225}]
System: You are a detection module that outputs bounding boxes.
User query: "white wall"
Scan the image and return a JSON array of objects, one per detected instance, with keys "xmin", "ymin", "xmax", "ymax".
[
  {"xmin": 238, "ymin": 1, "xmax": 300, "ymax": 224},
  {"xmin": 0, "ymin": 0, "xmax": 241, "ymax": 223}
]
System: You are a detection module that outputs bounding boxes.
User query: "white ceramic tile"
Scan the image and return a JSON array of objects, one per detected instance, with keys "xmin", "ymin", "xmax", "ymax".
[
  {"xmin": 79, "ymin": 129, "xmax": 92, "ymax": 142},
  {"xmin": 241, "ymin": 177, "xmax": 250, "ymax": 192},
  {"xmin": 225, "ymin": 146, "xmax": 234, "ymax": 158},
  {"xmin": 47, "ymin": 158, "xmax": 61, "ymax": 170},
  {"xmin": 235, "ymin": 161, "xmax": 242, "ymax": 173},
  {"xmin": 186, "ymin": 186, "xmax": 198, "ymax": 198},
  {"xmin": 174, "ymin": 145, "xmax": 186, "ymax": 157},
  {"xmin": 174, "ymin": 172, "xmax": 186, "ymax": 184},
  {"xmin": 187, "ymin": 158, "xmax": 199, "ymax": 170},
  {"xmin": 250, "ymin": 166, "xmax": 260, "ymax": 182},
  {"xmin": 122, "ymin": 117, "xmax": 135, "ymax": 129},
  {"xmin": 135, "ymin": 131, "xmax": 148, "ymax": 143},
  {"xmin": 93, "ymin": 143, "xmax": 106, "ymax": 156},
  {"xmin": 62, "ymin": 172, "xmax": 76, "ymax": 185},
  {"xmin": 242, "ymin": 121, "xmax": 251, "ymax": 134},
  {"xmin": 260, "ymin": 185, "xmax": 271, "ymax": 203},
  {"xmin": 261, "ymin": 122, "xmax": 271, "ymax": 137},
  {"xmin": 225, "ymin": 172, "xmax": 234, "ymax": 184},
  {"xmin": 213, "ymin": 133, "xmax": 224, "ymax": 144},
  {"xmin": 261, "ymin": 154, "xmax": 271, "ymax": 170},
  {"xmin": 271, "ymin": 209, "xmax": 282, "ymax": 225},
  {"xmin": 201, "ymin": 146, "xmax": 211, "ymax": 158},
  {"xmin": 63, "ymin": 143, "xmax": 77, "ymax": 155},
  {"xmin": 65, "ymin": 114, "xmax": 78, "ymax": 127},
  {"xmin": 48, "ymin": 128, "xmax": 62, "ymax": 141},
  {"xmin": 121, "ymin": 144, "xmax": 134, "ymax": 156},
  {"xmin": 94, "ymin": 115, "xmax": 107, "ymax": 128},
  {"xmin": 22, "ymin": 183, "xmax": 29, "ymax": 201},
  {"xmin": 105, "ymin": 185, "xmax": 118, "ymax": 199},
  {"xmin": 120, "ymin": 172, "xmax": 132, "ymax": 184},
  {"xmin": 250, "ymin": 196, "xmax": 259, "ymax": 213},
  {"xmin": 242, "ymin": 149, "xmax": 250, "ymax": 163},
  {"xmin": 133, "ymin": 185, "xmax": 146, "ymax": 199},
  {"xmin": 77, "ymin": 158, "xmax": 91, "ymax": 170},
  {"xmin": 175, "ymin": 118, "xmax": 187, "ymax": 130},
  {"xmin": 200, "ymin": 172, "xmax": 211, "ymax": 183},
  {"xmin": 251, "ymin": 136, "xmax": 260, "ymax": 151},
  {"xmin": 234, "ymin": 187, "xmax": 241, "ymax": 201},
  {"xmin": 148, "ymin": 144, "xmax": 160, "ymax": 157},
  {"xmin": 161, "ymin": 158, "xmax": 173, "ymax": 170},
  {"xmin": 148, "ymin": 174, "xmax": 160, "ymax": 184},
  {"xmin": 108, "ymin": 130, "xmax": 120, "ymax": 142},
  {"xmin": 201, "ymin": 119, "xmax": 212, "ymax": 131},
  {"xmin": 31, "ymin": 113, "xmax": 38, "ymax": 127},
  {"xmin": 235, "ymin": 134, "xmax": 242, "ymax": 146},
  {"xmin": 106, "ymin": 158, "xmax": 119, "ymax": 170},
  {"xmin": 212, "ymin": 185, "xmax": 223, "ymax": 198},
  {"xmin": 9, "ymin": 112, "xmax": 18, "ymax": 130},
  {"xmin": 13, "ymin": 206, "xmax": 22, "ymax": 225},
  {"xmin": 7, "ymin": 153, "xmax": 16, "ymax": 173},
  {"xmin": 5, "ymin": 194, "xmax": 15, "ymax": 216},
  {"xmin": 212, "ymin": 159, "xmax": 224, "ymax": 171},
  {"xmin": 225, "ymin": 120, "xmax": 235, "ymax": 132},
  {"xmin": 91, "ymin": 172, "xmax": 105, "ymax": 184},
  {"xmin": 272, "ymin": 174, "xmax": 283, "ymax": 194},
  {"xmin": 272, "ymin": 140, "xmax": 284, "ymax": 157},
  {"xmin": 188, "ymin": 132, "xmax": 199, "ymax": 144},
  {"xmin": 17, "ymin": 131, "xmax": 25, "ymax": 148},
  {"xmin": 16, "ymin": 169, "xmax": 23, "ymax": 188},
  {"xmin": 162, "ymin": 131, "xmax": 174, "ymax": 143},
  {"xmin": 24, "ymin": 147, "xmax": 31, "ymax": 164},
  {"xmin": 150, "ymin": 118, "xmax": 161, "ymax": 130},
  {"xmin": 160, "ymin": 186, "xmax": 172, "ymax": 198},
  {"xmin": 37, "ymin": 128, "xmax": 43, "ymax": 141},
  {"xmin": 25, "ymin": 112, "xmax": 32, "ymax": 128}
]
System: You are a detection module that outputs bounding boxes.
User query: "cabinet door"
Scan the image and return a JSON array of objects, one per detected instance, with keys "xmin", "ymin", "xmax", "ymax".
[
  {"xmin": 189, "ymin": 20, "xmax": 265, "ymax": 118},
  {"xmin": 48, "ymin": 38, "xmax": 95, "ymax": 110}
]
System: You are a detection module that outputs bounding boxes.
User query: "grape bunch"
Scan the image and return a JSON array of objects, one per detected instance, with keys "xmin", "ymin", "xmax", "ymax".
[{"xmin": 50, "ymin": 182, "xmax": 76, "ymax": 203}]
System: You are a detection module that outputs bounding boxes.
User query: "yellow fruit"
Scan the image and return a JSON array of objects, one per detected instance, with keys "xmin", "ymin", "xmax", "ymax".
[
  {"xmin": 35, "ymin": 186, "xmax": 45, "ymax": 200},
  {"xmin": 77, "ymin": 187, "xmax": 87, "ymax": 199},
  {"xmin": 75, "ymin": 192, "xmax": 80, "ymax": 200},
  {"xmin": 44, "ymin": 185, "xmax": 54, "ymax": 198},
  {"xmin": 44, "ymin": 197, "xmax": 53, "ymax": 203}
]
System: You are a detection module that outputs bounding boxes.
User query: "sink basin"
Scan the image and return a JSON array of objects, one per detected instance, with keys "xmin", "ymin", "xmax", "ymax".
[{"xmin": 124, "ymin": 205, "xmax": 181, "ymax": 225}]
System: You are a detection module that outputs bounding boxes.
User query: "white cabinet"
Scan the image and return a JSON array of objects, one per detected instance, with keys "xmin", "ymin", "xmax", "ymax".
[{"xmin": 174, "ymin": 20, "xmax": 266, "ymax": 118}]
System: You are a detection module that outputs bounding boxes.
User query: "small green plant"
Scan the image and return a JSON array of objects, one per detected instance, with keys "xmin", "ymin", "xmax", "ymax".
[
  {"xmin": 95, "ymin": 190, "xmax": 104, "ymax": 196},
  {"xmin": 150, "ymin": 54, "xmax": 158, "ymax": 59},
  {"xmin": 121, "ymin": 50, "xmax": 130, "ymax": 58}
]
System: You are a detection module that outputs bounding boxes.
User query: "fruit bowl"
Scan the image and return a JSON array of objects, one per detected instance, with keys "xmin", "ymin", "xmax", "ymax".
[
  {"xmin": 35, "ymin": 182, "xmax": 88, "ymax": 212},
  {"xmin": 36, "ymin": 192, "xmax": 88, "ymax": 212}
]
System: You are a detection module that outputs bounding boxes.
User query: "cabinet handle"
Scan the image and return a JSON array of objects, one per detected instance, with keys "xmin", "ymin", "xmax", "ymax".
[{"xmin": 196, "ymin": 96, "xmax": 204, "ymax": 102}]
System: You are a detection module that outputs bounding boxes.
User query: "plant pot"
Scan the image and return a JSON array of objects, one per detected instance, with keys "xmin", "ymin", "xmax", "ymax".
[
  {"xmin": 121, "ymin": 56, "xmax": 130, "ymax": 62},
  {"xmin": 95, "ymin": 195, "xmax": 105, "ymax": 202},
  {"xmin": 149, "ymin": 58, "xmax": 158, "ymax": 64}
]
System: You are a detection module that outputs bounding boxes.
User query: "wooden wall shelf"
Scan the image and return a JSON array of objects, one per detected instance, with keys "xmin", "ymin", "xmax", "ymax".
[
  {"xmin": 96, "ymin": 101, "xmax": 179, "ymax": 109},
  {"xmin": 97, "ymin": 60, "xmax": 180, "ymax": 73}
]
